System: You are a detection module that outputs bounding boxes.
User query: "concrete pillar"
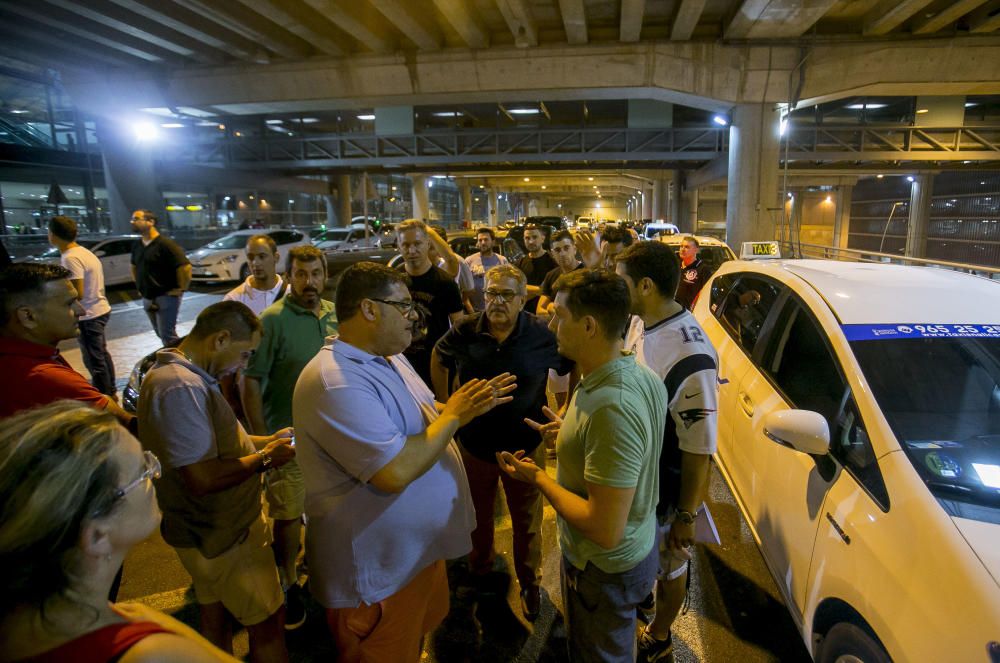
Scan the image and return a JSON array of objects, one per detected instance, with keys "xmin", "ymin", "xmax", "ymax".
[
  {"xmin": 726, "ymin": 104, "xmax": 781, "ymax": 250},
  {"xmin": 488, "ymin": 188, "xmax": 498, "ymax": 226},
  {"xmin": 97, "ymin": 120, "xmax": 161, "ymax": 233},
  {"xmin": 641, "ymin": 186, "xmax": 653, "ymax": 219},
  {"xmin": 336, "ymin": 174, "xmax": 352, "ymax": 226},
  {"xmin": 686, "ymin": 188, "xmax": 699, "ymax": 234},
  {"xmin": 905, "ymin": 173, "xmax": 934, "ymax": 259},
  {"xmin": 411, "ymin": 175, "xmax": 429, "ymax": 222},
  {"xmin": 669, "ymin": 172, "xmax": 682, "ymax": 226},
  {"xmin": 833, "ymin": 185, "xmax": 853, "ymax": 252},
  {"xmin": 651, "ymin": 177, "xmax": 668, "ymax": 221},
  {"xmin": 460, "ymin": 184, "xmax": 472, "ymax": 227},
  {"xmin": 323, "ymin": 195, "xmax": 336, "ymax": 227}
]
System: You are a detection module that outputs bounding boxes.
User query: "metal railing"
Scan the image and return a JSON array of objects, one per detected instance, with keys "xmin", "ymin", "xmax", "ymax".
[
  {"xmin": 784, "ymin": 124, "xmax": 1000, "ymax": 162},
  {"xmin": 779, "ymin": 241, "xmax": 1000, "ymax": 279}
]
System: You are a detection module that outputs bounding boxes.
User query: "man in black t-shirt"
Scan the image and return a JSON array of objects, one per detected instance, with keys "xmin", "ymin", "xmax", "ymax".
[
  {"xmin": 395, "ymin": 219, "xmax": 464, "ymax": 386},
  {"xmin": 675, "ymin": 236, "xmax": 711, "ymax": 311},
  {"xmin": 517, "ymin": 223, "xmax": 557, "ymax": 315},
  {"xmin": 535, "ymin": 229, "xmax": 583, "ymax": 317},
  {"xmin": 129, "ymin": 209, "xmax": 191, "ymax": 346}
]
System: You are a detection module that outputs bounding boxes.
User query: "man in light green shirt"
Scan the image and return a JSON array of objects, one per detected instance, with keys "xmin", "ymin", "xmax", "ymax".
[
  {"xmin": 242, "ymin": 245, "xmax": 338, "ymax": 631},
  {"xmin": 499, "ymin": 269, "xmax": 666, "ymax": 662}
]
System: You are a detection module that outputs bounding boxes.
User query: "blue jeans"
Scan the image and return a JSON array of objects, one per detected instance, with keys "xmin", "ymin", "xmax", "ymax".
[
  {"xmin": 561, "ymin": 544, "xmax": 658, "ymax": 662},
  {"xmin": 78, "ymin": 312, "xmax": 116, "ymax": 396},
  {"xmin": 143, "ymin": 294, "xmax": 181, "ymax": 347}
]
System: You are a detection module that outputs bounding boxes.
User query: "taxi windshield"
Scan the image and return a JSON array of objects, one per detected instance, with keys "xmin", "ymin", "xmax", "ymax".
[{"xmin": 851, "ymin": 337, "xmax": 1000, "ymax": 514}]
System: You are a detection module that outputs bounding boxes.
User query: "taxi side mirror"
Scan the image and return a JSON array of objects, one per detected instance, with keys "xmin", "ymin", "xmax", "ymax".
[{"xmin": 763, "ymin": 409, "xmax": 830, "ymax": 456}]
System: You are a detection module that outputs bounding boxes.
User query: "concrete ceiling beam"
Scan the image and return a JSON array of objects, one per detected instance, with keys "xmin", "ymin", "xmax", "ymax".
[
  {"xmin": 172, "ymin": 0, "xmax": 313, "ymax": 60},
  {"xmin": 0, "ymin": 0, "xmax": 185, "ymax": 64},
  {"xmin": 913, "ymin": 0, "xmax": 990, "ymax": 34},
  {"xmin": 496, "ymin": 0, "xmax": 538, "ymax": 48},
  {"xmin": 232, "ymin": 0, "xmax": 347, "ymax": 57},
  {"xmin": 368, "ymin": 0, "xmax": 442, "ymax": 51},
  {"xmin": 687, "ymin": 154, "xmax": 728, "ymax": 188},
  {"xmin": 104, "ymin": 0, "xmax": 262, "ymax": 62},
  {"xmin": 301, "ymin": 0, "xmax": 395, "ymax": 53},
  {"xmin": 40, "ymin": 0, "xmax": 229, "ymax": 64},
  {"xmin": 671, "ymin": 0, "xmax": 707, "ymax": 40},
  {"xmin": 557, "ymin": 0, "xmax": 588, "ymax": 45},
  {"xmin": 725, "ymin": 0, "xmax": 839, "ymax": 39},
  {"xmin": 0, "ymin": 22, "xmax": 143, "ymax": 70},
  {"xmin": 863, "ymin": 0, "xmax": 937, "ymax": 36},
  {"xmin": 969, "ymin": 3, "xmax": 1000, "ymax": 32},
  {"xmin": 432, "ymin": 0, "xmax": 490, "ymax": 49},
  {"xmin": 620, "ymin": 0, "xmax": 646, "ymax": 42}
]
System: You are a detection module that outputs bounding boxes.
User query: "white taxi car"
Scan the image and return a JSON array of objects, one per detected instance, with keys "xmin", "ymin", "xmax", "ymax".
[
  {"xmin": 188, "ymin": 229, "xmax": 308, "ymax": 282},
  {"xmin": 694, "ymin": 258, "xmax": 1000, "ymax": 663}
]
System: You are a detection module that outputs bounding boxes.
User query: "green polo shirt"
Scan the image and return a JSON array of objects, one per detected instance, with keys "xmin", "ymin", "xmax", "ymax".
[
  {"xmin": 556, "ymin": 353, "xmax": 667, "ymax": 573},
  {"xmin": 244, "ymin": 296, "xmax": 338, "ymax": 432}
]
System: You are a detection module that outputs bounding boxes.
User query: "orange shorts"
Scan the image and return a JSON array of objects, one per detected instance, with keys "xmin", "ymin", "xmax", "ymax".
[{"xmin": 326, "ymin": 559, "xmax": 449, "ymax": 663}]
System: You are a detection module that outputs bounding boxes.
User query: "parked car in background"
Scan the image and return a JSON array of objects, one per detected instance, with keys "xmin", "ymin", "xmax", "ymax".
[
  {"xmin": 695, "ymin": 258, "xmax": 1000, "ymax": 663},
  {"xmin": 19, "ymin": 234, "xmax": 139, "ymax": 286},
  {"xmin": 643, "ymin": 222, "xmax": 680, "ymax": 240},
  {"xmin": 188, "ymin": 229, "xmax": 309, "ymax": 282},
  {"xmin": 312, "ymin": 224, "xmax": 381, "ymax": 254}
]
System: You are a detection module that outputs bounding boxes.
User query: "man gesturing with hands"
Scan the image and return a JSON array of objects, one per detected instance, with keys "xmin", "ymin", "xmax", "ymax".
[
  {"xmin": 499, "ymin": 269, "xmax": 666, "ymax": 663},
  {"xmin": 293, "ymin": 262, "xmax": 516, "ymax": 663}
]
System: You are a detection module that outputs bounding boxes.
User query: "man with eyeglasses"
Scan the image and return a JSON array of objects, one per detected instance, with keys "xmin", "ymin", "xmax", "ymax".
[
  {"xmin": 138, "ymin": 301, "xmax": 297, "ymax": 663},
  {"xmin": 293, "ymin": 261, "xmax": 516, "ymax": 662},
  {"xmin": 242, "ymin": 244, "xmax": 337, "ymax": 630},
  {"xmin": 430, "ymin": 264, "xmax": 573, "ymax": 622},
  {"xmin": 129, "ymin": 209, "xmax": 191, "ymax": 347}
]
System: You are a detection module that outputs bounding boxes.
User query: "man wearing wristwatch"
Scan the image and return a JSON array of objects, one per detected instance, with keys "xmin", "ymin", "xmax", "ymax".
[
  {"xmin": 616, "ymin": 242, "xmax": 719, "ymax": 663},
  {"xmin": 138, "ymin": 301, "xmax": 296, "ymax": 663}
]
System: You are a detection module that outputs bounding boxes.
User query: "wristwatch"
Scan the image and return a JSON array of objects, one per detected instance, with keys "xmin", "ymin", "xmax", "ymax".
[
  {"xmin": 255, "ymin": 449, "xmax": 272, "ymax": 473},
  {"xmin": 676, "ymin": 509, "xmax": 697, "ymax": 525}
]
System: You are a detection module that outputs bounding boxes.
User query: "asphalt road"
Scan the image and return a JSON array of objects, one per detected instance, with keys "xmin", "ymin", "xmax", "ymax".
[{"xmin": 58, "ymin": 274, "xmax": 812, "ymax": 663}]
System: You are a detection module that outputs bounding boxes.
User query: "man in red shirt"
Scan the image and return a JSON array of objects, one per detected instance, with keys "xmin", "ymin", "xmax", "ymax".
[{"xmin": 0, "ymin": 263, "xmax": 133, "ymax": 428}]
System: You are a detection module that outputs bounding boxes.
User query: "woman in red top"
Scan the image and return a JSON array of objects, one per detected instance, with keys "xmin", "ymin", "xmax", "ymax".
[{"xmin": 0, "ymin": 401, "xmax": 236, "ymax": 663}]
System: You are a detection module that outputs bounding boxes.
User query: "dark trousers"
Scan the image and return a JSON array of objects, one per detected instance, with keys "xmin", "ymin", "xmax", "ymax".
[
  {"xmin": 143, "ymin": 294, "xmax": 181, "ymax": 347},
  {"xmin": 461, "ymin": 445, "xmax": 544, "ymax": 591},
  {"xmin": 561, "ymin": 544, "xmax": 658, "ymax": 662},
  {"xmin": 78, "ymin": 312, "xmax": 116, "ymax": 396}
]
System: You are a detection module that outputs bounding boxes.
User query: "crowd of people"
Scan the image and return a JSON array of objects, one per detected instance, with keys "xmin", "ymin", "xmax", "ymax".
[{"xmin": 0, "ymin": 212, "xmax": 719, "ymax": 663}]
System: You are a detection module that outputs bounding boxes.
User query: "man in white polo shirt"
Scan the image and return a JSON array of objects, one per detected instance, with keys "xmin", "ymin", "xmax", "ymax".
[
  {"xmin": 48, "ymin": 216, "xmax": 115, "ymax": 397},
  {"xmin": 224, "ymin": 234, "xmax": 287, "ymax": 316}
]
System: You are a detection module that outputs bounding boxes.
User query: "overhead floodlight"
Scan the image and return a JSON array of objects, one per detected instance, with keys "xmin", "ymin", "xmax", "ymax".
[
  {"xmin": 10, "ymin": 109, "xmax": 29, "ymax": 114},
  {"xmin": 907, "ymin": 176, "xmax": 915, "ymax": 182},
  {"xmin": 357, "ymin": 114, "xmax": 375, "ymax": 121},
  {"xmin": 845, "ymin": 103, "xmax": 888, "ymax": 110},
  {"xmin": 523, "ymin": 177, "xmax": 530, "ymax": 182},
  {"xmin": 265, "ymin": 119, "xmax": 284, "ymax": 125},
  {"xmin": 965, "ymin": 102, "xmax": 977, "ymax": 108},
  {"xmin": 301, "ymin": 117, "xmax": 320, "ymax": 123},
  {"xmin": 132, "ymin": 121, "xmax": 159, "ymax": 142},
  {"xmin": 916, "ymin": 108, "xmax": 929, "ymax": 114},
  {"xmin": 508, "ymin": 108, "xmax": 540, "ymax": 115},
  {"xmin": 712, "ymin": 115, "xmax": 729, "ymax": 126},
  {"xmin": 876, "ymin": 174, "xmax": 884, "ymax": 179},
  {"xmin": 433, "ymin": 111, "xmax": 461, "ymax": 117}
]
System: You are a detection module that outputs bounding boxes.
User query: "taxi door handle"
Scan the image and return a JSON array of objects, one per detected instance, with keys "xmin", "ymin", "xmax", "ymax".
[{"xmin": 738, "ymin": 391, "xmax": 755, "ymax": 417}]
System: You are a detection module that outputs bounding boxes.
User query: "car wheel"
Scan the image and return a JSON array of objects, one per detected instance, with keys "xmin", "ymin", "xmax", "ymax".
[
  {"xmin": 818, "ymin": 623, "xmax": 891, "ymax": 663},
  {"xmin": 239, "ymin": 263, "xmax": 250, "ymax": 281}
]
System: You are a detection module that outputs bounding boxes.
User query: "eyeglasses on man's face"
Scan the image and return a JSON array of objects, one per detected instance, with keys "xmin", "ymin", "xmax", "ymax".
[
  {"xmin": 484, "ymin": 288, "xmax": 520, "ymax": 303},
  {"xmin": 370, "ymin": 298, "xmax": 417, "ymax": 315}
]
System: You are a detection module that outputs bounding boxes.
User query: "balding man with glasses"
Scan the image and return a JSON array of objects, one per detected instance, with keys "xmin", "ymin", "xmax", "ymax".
[{"xmin": 431, "ymin": 264, "xmax": 573, "ymax": 621}]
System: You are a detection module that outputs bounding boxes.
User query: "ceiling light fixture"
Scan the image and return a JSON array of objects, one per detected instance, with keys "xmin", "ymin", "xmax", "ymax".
[{"xmin": 357, "ymin": 114, "xmax": 375, "ymax": 121}]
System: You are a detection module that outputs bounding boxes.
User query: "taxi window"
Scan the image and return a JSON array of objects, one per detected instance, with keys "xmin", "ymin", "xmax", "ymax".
[
  {"xmin": 718, "ymin": 275, "xmax": 783, "ymax": 356},
  {"xmin": 764, "ymin": 301, "xmax": 889, "ymax": 509}
]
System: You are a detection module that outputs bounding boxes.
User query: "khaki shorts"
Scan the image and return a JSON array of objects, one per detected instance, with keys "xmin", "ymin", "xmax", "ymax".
[
  {"xmin": 264, "ymin": 458, "xmax": 305, "ymax": 521},
  {"xmin": 656, "ymin": 511, "xmax": 692, "ymax": 582},
  {"xmin": 175, "ymin": 512, "xmax": 283, "ymax": 626}
]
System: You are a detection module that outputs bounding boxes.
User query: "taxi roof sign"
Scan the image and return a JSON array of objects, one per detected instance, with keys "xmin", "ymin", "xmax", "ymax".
[{"xmin": 740, "ymin": 241, "xmax": 781, "ymax": 260}]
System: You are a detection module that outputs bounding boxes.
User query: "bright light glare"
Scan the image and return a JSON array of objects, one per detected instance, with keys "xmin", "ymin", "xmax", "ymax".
[
  {"xmin": 357, "ymin": 114, "xmax": 375, "ymax": 121},
  {"xmin": 972, "ymin": 463, "xmax": 1000, "ymax": 489},
  {"xmin": 712, "ymin": 115, "xmax": 728, "ymax": 126},
  {"xmin": 845, "ymin": 103, "xmax": 888, "ymax": 110},
  {"xmin": 779, "ymin": 118, "xmax": 788, "ymax": 136},
  {"xmin": 508, "ymin": 108, "xmax": 539, "ymax": 115},
  {"xmin": 161, "ymin": 123, "xmax": 184, "ymax": 128},
  {"xmin": 907, "ymin": 176, "xmax": 915, "ymax": 182},
  {"xmin": 266, "ymin": 119, "xmax": 284, "ymax": 125},
  {"xmin": 433, "ymin": 112, "xmax": 461, "ymax": 117},
  {"xmin": 523, "ymin": 177, "xmax": 530, "ymax": 182},
  {"xmin": 132, "ymin": 122, "xmax": 159, "ymax": 142}
]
